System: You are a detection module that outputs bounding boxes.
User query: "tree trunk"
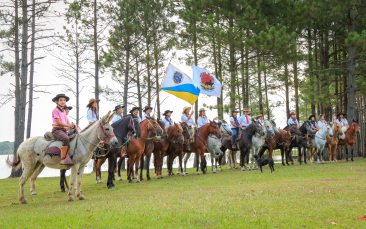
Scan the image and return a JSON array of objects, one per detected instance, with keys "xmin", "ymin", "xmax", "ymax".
[
  {"xmin": 245, "ymin": 31, "xmax": 249, "ymax": 107},
  {"xmin": 347, "ymin": 8, "xmax": 356, "ymax": 124},
  {"xmin": 213, "ymin": 32, "xmax": 221, "ymax": 119},
  {"xmin": 76, "ymin": 18, "xmax": 80, "ymax": 125},
  {"xmin": 294, "ymin": 57, "xmax": 299, "ymax": 121},
  {"xmin": 343, "ymin": 49, "xmax": 348, "ymax": 114},
  {"xmin": 257, "ymin": 54, "xmax": 263, "ymax": 114},
  {"xmin": 285, "ymin": 63, "xmax": 289, "ymax": 119},
  {"xmin": 12, "ymin": 0, "xmax": 22, "ymax": 178},
  {"xmin": 241, "ymin": 46, "xmax": 246, "ymax": 110},
  {"xmin": 193, "ymin": 20, "xmax": 198, "ymax": 122},
  {"xmin": 308, "ymin": 29, "xmax": 316, "ymax": 115},
  {"xmin": 136, "ymin": 55, "xmax": 142, "ymax": 114},
  {"xmin": 27, "ymin": 0, "xmax": 36, "ymax": 139},
  {"xmin": 146, "ymin": 19, "xmax": 151, "ymax": 106},
  {"xmin": 264, "ymin": 69, "xmax": 269, "ymax": 119},
  {"xmin": 218, "ymin": 38, "xmax": 223, "ymax": 118},
  {"xmin": 123, "ymin": 34, "xmax": 130, "ymax": 116},
  {"xmin": 94, "ymin": 0, "xmax": 99, "ymax": 108},
  {"xmin": 229, "ymin": 14, "xmax": 235, "ymax": 111},
  {"xmin": 154, "ymin": 38, "xmax": 160, "ymax": 120},
  {"xmin": 20, "ymin": 0, "xmax": 28, "ymax": 142}
]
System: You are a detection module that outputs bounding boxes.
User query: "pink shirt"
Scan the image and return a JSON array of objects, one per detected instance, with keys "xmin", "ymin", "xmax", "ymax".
[{"xmin": 52, "ymin": 107, "xmax": 68, "ymax": 126}]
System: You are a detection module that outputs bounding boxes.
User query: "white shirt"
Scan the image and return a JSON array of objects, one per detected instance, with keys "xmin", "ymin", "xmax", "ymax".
[
  {"xmin": 257, "ymin": 119, "xmax": 264, "ymax": 125},
  {"xmin": 141, "ymin": 113, "xmax": 151, "ymax": 122},
  {"xmin": 181, "ymin": 114, "xmax": 195, "ymax": 126},
  {"xmin": 111, "ymin": 114, "xmax": 122, "ymax": 124},
  {"xmin": 163, "ymin": 117, "xmax": 174, "ymax": 127},
  {"xmin": 67, "ymin": 117, "xmax": 71, "ymax": 123},
  {"xmin": 288, "ymin": 118, "xmax": 299, "ymax": 127},
  {"xmin": 318, "ymin": 120, "xmax": 326, "ymax": 129},
  {"xmin": 197, "ymin": 116, "xmax": 209, "ymax": 128},
  {"xmin": 87, "ymin": 109, "xmax": 99, "ymax": 124},
  {"xmin": 240, "ymin": 115, "xmax": 251, "ymax": 127},
  {"xmin": 230, "ymin": 116, "xmax": 241, "ymax": 129},
  {"xmin": 336, "ymin": 118, "xmax": 348, "ymax": 127}
]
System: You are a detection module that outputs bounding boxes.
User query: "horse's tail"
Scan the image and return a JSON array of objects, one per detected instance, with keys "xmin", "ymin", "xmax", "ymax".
[{"xmin": 6, "ymin": 153, "xmax": 22, "ymax": 169}]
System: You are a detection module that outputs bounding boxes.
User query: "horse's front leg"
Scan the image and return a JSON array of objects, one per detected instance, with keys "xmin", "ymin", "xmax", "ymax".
[
  {"xmin": 316, "ymin": 148, "xmax": 321, "ymax": 164},
  {"xmin": 95, "ymin": 157, "xmax": 106, "ymax": 184},
  {"xmin": 139, "ymin": 155, "xmax": 144, "ymax": 181},
  {"xmin": 281, "ymin": 148, "xmax": 285, "ymax": 166},
  {"xmin": 196, "ymin": 151, "xmax": 201, "ymax": 175},
  {"xmin": 351, "ymin": 144, "xmax": 355, "ymax": 162},
  {"xmin": 298, "ymin": 146, "xmax": 303, "ymax": 165},
  {"xmin": 59, "ymin": 169, "xmax": 66, "ymax": 192},
  {"xmin": 184, "ymin": 152, "xmax": 191, "ymax": 174},
  {"xmin": 240, "ymin": 150, "xmax": 246, "ymax": 171},
  {"xmin": 179, "ymin": 152, "xmax": 185, "ymax": 176},
  {"xmin": 303, "ymin": 147, "xmax": 308, "ymax": 164},
  {"xmin": 76, "ymin": 165, "xmax": 86, "ymax": 200},
  {"xmin": 107, "ymin": 156, "xmax": 116, "ymax": 189},
  {"xmin": 117, "ymin": 157, "xmax": 123, "ymax": 181},
  {"xmin": 134, "ymin": 155, "xmax": 141, "ymax": 182},
  {"xmin": 146, "ymin": 154, "xmax": 151, "ymax": 180},
  {"xmin": 211, "ymin": 152, "xmax": 216, "ymax": 173},
  {"xmin": 200, "ymin": 151, "xmax": 206, "ymax": 174},
  {"xmin": 30, "ymin": 164, "xmax": 45, "ymax": 195},
  {"xmin": 67, "ymin": 164, "xmax": 79, "ymax": 202}
]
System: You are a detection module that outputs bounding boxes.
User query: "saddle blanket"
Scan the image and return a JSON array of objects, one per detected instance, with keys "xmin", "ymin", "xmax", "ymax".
[{"xmin": 339, "ymin": 126, "xmax": 348, "ymax": 140}]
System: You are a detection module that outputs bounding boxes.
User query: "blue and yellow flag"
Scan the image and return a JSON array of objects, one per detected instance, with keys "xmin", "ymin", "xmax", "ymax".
[{"xmin": 161, "ymin": 64, "xmax": 200, "ymax": 105}]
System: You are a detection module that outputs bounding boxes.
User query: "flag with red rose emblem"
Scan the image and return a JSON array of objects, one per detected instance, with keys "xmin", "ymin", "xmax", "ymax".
[{"xmin": 192, "ymin": 65, "xmax": 222, "ymax": 98}]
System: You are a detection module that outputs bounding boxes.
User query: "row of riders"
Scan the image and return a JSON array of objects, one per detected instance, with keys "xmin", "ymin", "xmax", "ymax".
[{"xmin": 7, "ymin": 94, "xmax": 360, "ymax": 204}]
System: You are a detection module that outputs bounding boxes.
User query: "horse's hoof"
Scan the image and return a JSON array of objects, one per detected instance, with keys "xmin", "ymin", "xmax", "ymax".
[
  {"xmin": 78, "ymin": 196, "xmax": 85, "ymax": 200},
  {"xmin": 182, "ymin": 172, "xmax": 186, "ymax": 176},
  {"xmin": 31, "ymin": 191, "xmax": 37, "ymax": 195},
  {"xmin": 157, "ymin": 177, "xmax": 161, "ymax": 179},
  {"xmin": 234, "ymin": 166, "xmax": 238, "ymax": 169},
  {"xmin": 203, "ymin": 171, "xmax": 207, "ymax": 174},
  {"xmin": 147, "ymin": 177, "xmax": 151, "ymax": 181},
  {"xmin": 228, "ymin": 167, "xmax": 232, "ymax": 170},
  {"xmin": 171, "ymin": 173, "xmax": 175, "ymax": 176},
  {"xmin": 287, "ymin": 164, "xmax": 290, "ymax": 166},
  {"xmin": 351, "ymin": 159, "xmax": 354, "ymax": 162},
  {"xmin": 213, "ymin": 170, "xmax": 216, "ymax": 173},
  {"xmin": 161, "ymin": 176, "xmax": 164, "ymax": 179},
  {"xmin": 140, "ymin": 178, "xmax": 144, "ymax": 182},
  {"xmin": 68, "ymin": 197, "xmax": 75, "ymax": 202},
  {"xmin": 248, "ymin": 168, "xmax": 251, "ymax": 171},
  {"xmin": 118, "ymin": 179, "xmax": 123, "ymax": 182},
  {"xmin": 282, "ymin": 164, "xmax": 285, "ymax": 166},
  {"xmin": 61, "ymin": 188, "xmax": 66, "ymax": 193},
  {"xmin": 300, "ymin": 162, "xmax": 303, "ymax": 165},
  {"xmin": 169, "ymin": 174, "xmax": 172, "ymax": 177},
  {"xmin": 197, "ymin": 172, "xmax": 201, "ymax": 175},
  {"xmin": 129, "ymin": 180, "xmax": 133, "ymax": 183},
  {"xmin": 220, "ymin": 168, "xmax": 223, "ymax": 171},
  {"xmin": 21, "ymin": 200, "xmax": 28, "ymax": 204},
  {"xmin": 136, "ymin": 180, "xmax": 140, "ymax": 183},
  {"xmin": 108, "ymin": 185, "xmax": 114, "ymax": 189},
  {"xmin": 241, "ymin": 167, "xmax": 245, "ymax": 171},
  {"xmin": 176, "ymin": 172, "xmax": 180, "ymax": 175}
]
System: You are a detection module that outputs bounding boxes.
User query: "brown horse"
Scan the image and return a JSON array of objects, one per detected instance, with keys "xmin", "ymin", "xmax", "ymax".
[
  {"xmin": 122, "ymin": 117, "xmax": 163, "ymax": 183},
  {"xmin": 137, "ymin": 119, "xmax": 167, "ymax": 181},
  {"xmin": 324, "ymin": 122, "xmax": 343, "ymax": 162},
  {"xmin": 183, "ymin": 121, "xmax": 222, "ymax": 175},
  {"xmin": 336, "ymin": 120, "xmax": 360, "ymax": 162},
  {"xmin": 258, "ymin": 129, "xmax": 291, "ymax": 163}
]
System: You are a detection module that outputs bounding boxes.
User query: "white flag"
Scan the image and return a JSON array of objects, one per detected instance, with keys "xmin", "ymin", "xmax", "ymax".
[{"xmin": 192, "ymin": 65, "xmax": 222, "ymax": 98}]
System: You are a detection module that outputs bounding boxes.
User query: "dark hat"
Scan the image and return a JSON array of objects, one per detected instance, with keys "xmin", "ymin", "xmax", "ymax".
[
  {"xmin": 163, "ymin": 110, "xmax": 173, "ymax": 116},
  {"xmin": 337, "ymin": 112, "xmax": 345, "ymax": 117},
  {"xmin": 114, "ymin": 105, "xmax": 125, "ymax": 111},
  {"xmin": 64, "ymin": 105, "xmax": 73, "ymax": 110},
  {"xmin": 308, "ymin": 115, "xmax": 315, "ymax": 120},
  {"xmin": 52, "ymin": 94, "xmax": 69, "ymax": 102},
  {"xmin": 86, "ymin": 98, "xmax": 100, "ymax": 108},
  {"xmin": 232, "ymin": 109, "xmax": 239, "ymax": 114},
  {"xmin": 143, "ymin": 106, "xmax": 153, "ymax": 112},
  {"xmin": 129, "ymin": 107, "xmax": 141, "ymax": 114}
]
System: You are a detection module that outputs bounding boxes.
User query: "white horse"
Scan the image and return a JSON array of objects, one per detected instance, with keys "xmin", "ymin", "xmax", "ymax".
[
  {"xmin": 178, "ymin": 120, "xmax": 232, "ymax": 174},
  {"xmin": 310, "ymin": 123, "xmax": 333, "ymax": 164},
  {"xmin": 248, "ymin": 120, "xmax": 277, "ymax": 170},
  {"xmin": 7, "ymin": 111, "xmax": 118, "ymax": 204}
]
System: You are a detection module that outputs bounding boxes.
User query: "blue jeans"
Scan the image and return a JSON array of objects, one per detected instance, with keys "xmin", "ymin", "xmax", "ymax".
[{"xmin": 231, "ymin": 128, "xmax": 239, "ymax": 141}]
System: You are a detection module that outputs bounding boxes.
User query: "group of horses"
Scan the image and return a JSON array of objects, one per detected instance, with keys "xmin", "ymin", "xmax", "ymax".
[{"xmin": 7, "ymin": 111, "xmax": 360, "ymax": 204}]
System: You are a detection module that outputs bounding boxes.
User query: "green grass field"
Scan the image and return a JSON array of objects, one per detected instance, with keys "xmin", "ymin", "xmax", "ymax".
[{"xmin": 1, "ymin": 158, "xmax": 366, "ymax": 228}]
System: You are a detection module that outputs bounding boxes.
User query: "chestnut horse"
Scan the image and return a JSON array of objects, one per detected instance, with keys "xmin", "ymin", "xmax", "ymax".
[
  {"xmin": 258, "ymin": 129, "xmax": 291, "ymax": 163},
  {"xmin": 284, "ymin": 122, "xmax": 312, "ymax": 165},
  {"xmin": 182, "ymin": 121, "xmax": 222, "ymax": 175},
  {"xmin": 325, "ymin": 122, "xmax": 343, "ymax": 162},
  {"xmin": 336, "ymin": 120, "xmax": 360, "ymax": 162},
  {"xmin": 137, "ymin": 119, "xmax": 167, "ymax": 181},
  {"xmin": 122, "ymin": 117, "xmax": 163, "ymax": 183}
]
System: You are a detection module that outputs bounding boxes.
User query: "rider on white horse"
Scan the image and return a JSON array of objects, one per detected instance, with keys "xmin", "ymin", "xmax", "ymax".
[
  {"xmin": 317, "ymin": 114, "xmax": 327, "ymax": 129},
  {"xmin": 308, "ymin": 115, "xmax": 320, "ymax": 145}
]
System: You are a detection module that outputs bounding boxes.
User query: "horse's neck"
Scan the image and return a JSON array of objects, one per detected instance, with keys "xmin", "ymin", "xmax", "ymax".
[
  {"xmin": 317, "ymin": 126, "xmax": 327, "ymax": 138},
  {"xmin": 199, "ymin": 125, "xmax": 210, "ymax": 140},
  {"xmin": 79, "ymin": 122, "xmax": 100, "ymax": 154}
]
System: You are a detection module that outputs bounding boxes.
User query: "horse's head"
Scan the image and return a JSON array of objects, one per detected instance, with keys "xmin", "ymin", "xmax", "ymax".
[
  {"xmin": 288, "ymin": 124, "xmax": 301, "ymax": 135},
  {"xmin": 352, "ymin": 120, "xmax": 360, "ymax": 133},
  {"xmin": 169, "ymin": 123, "xmax": 185, "ymax": 144},
  {"xmin": 146, "ymin": 117, "xmax": 163, "ymax": 136},
  {"xmin": 157, "ymin": 118, "xmax": 168, "ymax": 139},
  {"xmin": 209, "ymin": 121, "xmax": 222, "ymax": 138},
  {"xmin": 99, "ymin": 111, "xmax": 118, "ymax": 147},
  {"xmin": 255, "ymin": 121, "xmax": 265, "ymax": 136},
  {"xmin": 180, "ymin": 122, "xmax": 191, "ymax": 140},
  {"xmin": 131, "ymin": 114, "xmax": 142, "ymax": 138},
  {"xmin": 304, "ymin": 121, "xmax": 313, "ymax": 134},
  {"xmin": 264, "ymin": 121, "xmax": 275, "ymax": 137},
  {"xmin": 270, "ymin": 120, "xmax": 280, "ymax": 135},
  {"xmin": 219, "ymin": 120, "xmax": 232, "ymax": 136},
  {"xmin": 327, "ymin": 122, "xmax": 333, "ymax": 137}
]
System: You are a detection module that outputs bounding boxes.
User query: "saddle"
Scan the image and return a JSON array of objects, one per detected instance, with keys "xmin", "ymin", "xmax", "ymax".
[{"xmin": 44, "ymin": 129, "xmax": 77, "ymax": 141}]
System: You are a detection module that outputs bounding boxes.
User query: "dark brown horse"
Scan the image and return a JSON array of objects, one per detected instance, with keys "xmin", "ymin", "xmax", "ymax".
[
  {"xmin": 183, "ymin": 121, "xmax": 222, "ymax": 175},
  {"xmin": 336, "ymin": 120, "xmax": 360, "ymax": 162},
  {"xmin": 284, "ymin": 122, "xmax": 312, "ymax": 165},
  {"xmin": 258, "ymin": 129, "xmax": 291, "ymax": 165},
  {"xmin": 137, "ymin": 119, "xmax": 167, "ymax": 181},
  {"xmin": 122, "ymin": 117, "xmax": 163, "ymax": 183}
]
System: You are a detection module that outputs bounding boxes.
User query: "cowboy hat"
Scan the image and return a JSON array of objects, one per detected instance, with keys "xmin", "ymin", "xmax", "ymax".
[
  {"xmin": 289, "ymin": 111, "xmax": 296, "ymax": 117},
  {"xmin": 114, "ymin": 105, "xmax": 125, "ymax": 111},
  {"xmin": 199, "ymin": 108, "xmax": 206, "ymax": 112},
  {"xmin": 243, "ymin": 108, "xmax": 250, "ymax": 112},
  {"xmin": 318, "ymin": 114, "xmax": 325, "ymax": 120},
  {"xmin": 308, "ymin": 115, "xmax": 316, "ymax": 120},
  {"xmin": 86, "ymin": 98, "xmax": 100, "ymax": 108},
  {"xmin": 64, "ymin": 105, "xmax": 73, "ymax": 110},
  {"xmin": 256, "ymin": 114, "xmax": 263, "ymax": 119},
  {"xmin": 52, "ymin": 94, "xmax": 70, "ymax": 102},
  {"xmin": 163, "ymin": 110, "xmax": 173, "ymax": 116},
  {"xmin": 143, "ymin": 106, "xmax": 153, "ymax": 112},
  {"xmin": 182, "ymin": 106, "xmax": 191, "ymax": 114},
  {"xmin": 337, "ymin": 112, "xmax": 345, "ymax": 117},
  {"xmin": 129, "ymin": 106, "xmax": 140, "ymax": 114}
]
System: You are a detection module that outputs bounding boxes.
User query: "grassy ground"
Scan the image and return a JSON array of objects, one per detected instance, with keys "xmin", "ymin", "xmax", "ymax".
[{"xmin": 1, "ymin": 158, "xmax": 366, "ymax": 228}]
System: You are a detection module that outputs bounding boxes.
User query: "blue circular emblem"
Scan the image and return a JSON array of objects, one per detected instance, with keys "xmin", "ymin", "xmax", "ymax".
[{"xmin": 173, "ymin": 71, "xmax": 183, "ymax": 84}]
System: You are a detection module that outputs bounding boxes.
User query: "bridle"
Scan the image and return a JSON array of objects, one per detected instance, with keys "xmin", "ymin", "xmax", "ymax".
[
  {"xmin": 196, "ymin": 122, "xmax": 220, "ymax": 145},
  {"xmin": 167, "ymin": 125, "xmax": 184, "ymax": 144},
  {"xmin": 99, "ymin": 121, "xmax": 115, "ymax": 145}
]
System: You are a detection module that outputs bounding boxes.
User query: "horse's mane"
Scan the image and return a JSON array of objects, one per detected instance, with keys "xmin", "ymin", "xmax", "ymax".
[
  {"xmin": 243, "ymin": 123, "xmax": 257, "ymax": 134},
  {"xmin": 81, "ymin": 120, "xmax": 97, "ymax": 133}
]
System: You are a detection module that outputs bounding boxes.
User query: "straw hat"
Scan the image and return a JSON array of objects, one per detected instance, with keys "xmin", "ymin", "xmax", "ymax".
[
  {"xmin": 256, "ymin": 114, "xmax": 263, "ymax": 119},
  {"xmin": 86, "ymin": 98, "xmax": 100, "ymax": 108},
  {"xmin": 182, "ymin": 106, "xmax": 191, "ymax": 114},
  {"xmin": 318, "ymin": 114, "xmax": 325, "ymax": 120},
  {"xmin": 289, "ymin": 111, "xmax": 296, "ymax": 117},
  {"xmin": 243, "ymin": 108, "xmax": 250, "ymax": 112},
  {"xmin": 199, "ymin": 108, "xmax": 206, "ymax": 112}
]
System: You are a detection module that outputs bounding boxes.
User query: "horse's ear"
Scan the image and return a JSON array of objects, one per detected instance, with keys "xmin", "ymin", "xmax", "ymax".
[
  {"xmin": 107, "ymin": 111, "xmax": 116, "ymax": 123},
  {"xmin": 102, "ymin": 111, "xmax": 112, "ymax": 123}
]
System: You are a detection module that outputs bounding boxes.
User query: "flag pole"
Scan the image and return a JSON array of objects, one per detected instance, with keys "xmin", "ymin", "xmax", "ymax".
[{"xmin": 153, "ymin": 59, "xmax": 173, "ymax": 117}]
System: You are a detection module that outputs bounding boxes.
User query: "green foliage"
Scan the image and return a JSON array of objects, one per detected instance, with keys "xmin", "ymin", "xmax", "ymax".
[{"xmin": 0, "ymin": 141, "xmax": 14, "ymax": 155}]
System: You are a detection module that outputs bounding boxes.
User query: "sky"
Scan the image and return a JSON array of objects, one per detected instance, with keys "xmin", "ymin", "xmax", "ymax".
[{"xmin": 0, "ymin": 2, "xmax": 293, "ymax": 142}]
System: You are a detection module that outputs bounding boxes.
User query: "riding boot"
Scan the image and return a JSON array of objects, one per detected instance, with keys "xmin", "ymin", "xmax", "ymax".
[
  {"xmin": 185, "ymin": 140, "xmax": 192, "ymax": 151},
  {"xmin": 60, "ymin": 146, "xmax": 73, "ymax": 165},
  {"xmin": 232, "ymin": 139, "xmax": 237, "ymax": 149}
]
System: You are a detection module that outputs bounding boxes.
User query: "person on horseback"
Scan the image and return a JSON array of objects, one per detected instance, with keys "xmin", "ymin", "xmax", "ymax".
[
  {"xmin": 197, "ymin": 108, "xmax": 209, "ymax": 128},
  {"xmin": 64, "ymin": 105, "xmax": 72, "ymax": 123},
  {"xmin": 111, "ymin": 105, "xmax": 125, "ymax": 124},
  {"xmin": 130, "ymin": 107, "xmax": 142, "ymax": 122},
  {"xmin": 230, "ymin": 109, "xmax": 244, "ymax": 149},
  {"xmin": 288, "ymin": 112, "xmax": 299, "ymax": 128},
  {"xmin": 318, "ymin": 114, "xmax": 327, "ymax": 128},
  {"xmin": 181, "ymin": 106, "xmax": 196, "ymax": 150},
  {"xmin": 87, "ymin": 98, "xmax": 100, "ymax": 124},
  {"xmin": 240, "ymin": 108, "xmax": 251, "ymax": 128},
  {"xmin": 256, "ymin": 114, "xmax": 264, "ymax": 125},
  {"xmin": 141, "ymin": 106, "xmax": 153, "ymax": 122},
  {"xmin": 52, "ymin": 94, "xmax": 75, "ymax": 165},
  {"xmin": 162, "ymin": 110, "xmax": 174, "ymax": 127},
  {"xmin": 336, "ymin": 112, "xmax": 349, "ymax": 140},
  {"xmin": 308, "ymin": 115, "xmax": 319, "ymax": 145}
]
